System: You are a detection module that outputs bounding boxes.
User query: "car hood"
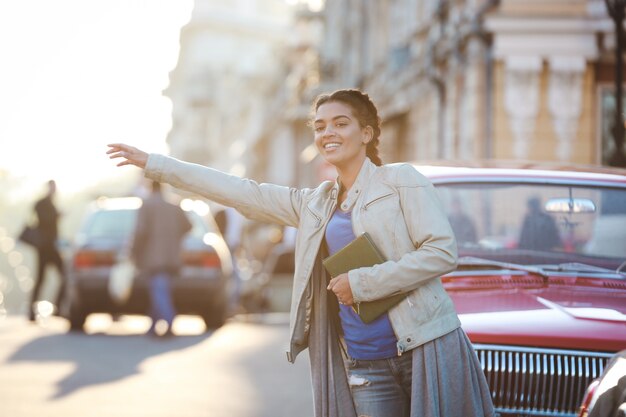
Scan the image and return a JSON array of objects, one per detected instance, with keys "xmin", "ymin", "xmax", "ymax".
[{"xmin": 445, "ymin": 273, "xmax": 626, "ymax": 352}]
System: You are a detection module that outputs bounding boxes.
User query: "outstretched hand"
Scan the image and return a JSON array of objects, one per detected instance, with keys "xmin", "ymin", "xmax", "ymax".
[{"xmin": 107, "ymin": 143, "xmax": 149, "ymax": 169}]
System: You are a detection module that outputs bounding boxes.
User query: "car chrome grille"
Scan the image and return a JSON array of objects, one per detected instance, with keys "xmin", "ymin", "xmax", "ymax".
[{"xmin": 474, "ymin": 344, "xmax": 613, "ymax": 417}]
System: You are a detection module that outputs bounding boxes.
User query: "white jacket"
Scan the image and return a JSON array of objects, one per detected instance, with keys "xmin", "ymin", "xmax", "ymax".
[{"xmin": 145, "ymin": 155, "xmax": 461, "ymax": 361}]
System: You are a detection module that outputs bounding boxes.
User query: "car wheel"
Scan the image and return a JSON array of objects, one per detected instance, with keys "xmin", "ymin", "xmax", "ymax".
[
  {"xmin": 202, "ymin": 308, "xmax": 225, "ymax": 329},
  {"xmin": 68, "ymin": 302, "xmax": 87, "ymax": 331}
]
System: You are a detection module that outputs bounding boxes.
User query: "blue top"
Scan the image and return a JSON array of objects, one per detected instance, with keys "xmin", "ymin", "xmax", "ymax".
[{"xmin": 325, "ymin": 209, "xmax": 398, "ymax": 360}]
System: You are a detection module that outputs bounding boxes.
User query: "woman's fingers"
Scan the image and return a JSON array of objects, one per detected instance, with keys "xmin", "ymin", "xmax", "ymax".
[
  {"xmin": 327, "ymin": 274, "xmax": 354, "ymax": 306},
  {"xmin": 106, "ymin": 143, "xmax": 125, "ymax": 153},
  {"xmin": 106, "ymin": 143, "xmax": 134, "ymax": 158},
  {"xmin": 106, "ymin": 143, "xmax": 147, "ymax": 169},
  {"xmin": 327, "ymin": 276, "xmax": 338, "ymax": 290},
  {"xmin": 117, "ymin": 161, "xmax": 131, "ymax": 167},
  {"xmin": 327, "ymin": 274, "xmax": 354, "ymax": 305}
]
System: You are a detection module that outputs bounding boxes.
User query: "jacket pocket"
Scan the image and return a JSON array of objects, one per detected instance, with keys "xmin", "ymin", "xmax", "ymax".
[
  {"xmin": 363, "ymin": 191, "xmax": 396, "ymax": 210},
  {"xmin": 305, "ymin": 205, "xmax": 322, "ymax": 229},
  {"xmin": 360, "ymin": 191, "xmax": 402, "ymax": 253}
]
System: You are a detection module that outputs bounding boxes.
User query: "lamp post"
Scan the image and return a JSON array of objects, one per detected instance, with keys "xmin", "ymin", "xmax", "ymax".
[{"xmin": 606, "ymin": 0, "xmax": 626, "ymax": 167}]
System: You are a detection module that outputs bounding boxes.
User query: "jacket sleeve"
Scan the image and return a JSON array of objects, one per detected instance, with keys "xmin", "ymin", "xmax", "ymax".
[
  {"xmin": 145, "ymin": 154, "xmax": 302, "ymax": 228},
  {"xmin": 349, "ymin": 166, "xmax": 458, "ymax": 302}
]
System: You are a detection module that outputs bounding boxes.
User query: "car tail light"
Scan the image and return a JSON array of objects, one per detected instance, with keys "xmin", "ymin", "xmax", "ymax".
[
  {"xmin": 184, "ymin": 251, "xmax": 221, "ymax": 268},
  {"xmin": 73, "ymin": 250, "xmax": 116, "ymax": 269},
  {"xmin": 577, "ymin": 379, "xmax": 599, "ymax": 417}
]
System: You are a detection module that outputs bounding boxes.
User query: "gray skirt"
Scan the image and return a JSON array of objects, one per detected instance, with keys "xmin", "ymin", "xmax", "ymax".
[
  {"xmin": 410, "ymin": 327, "xmax": 495, "ymax": 417},
  {"xmin": 307, "ymin": 255, "xmax": 494, "ymax": 417}
]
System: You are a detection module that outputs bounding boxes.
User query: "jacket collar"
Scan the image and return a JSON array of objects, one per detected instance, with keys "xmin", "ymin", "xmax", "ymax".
[
  {"xmin": 335, "ymin": 157, "xmax": 377, "ymax": 212},
  {"xmin": 305, "ymin": 158, "xmax": 378, "ymax": 223}
]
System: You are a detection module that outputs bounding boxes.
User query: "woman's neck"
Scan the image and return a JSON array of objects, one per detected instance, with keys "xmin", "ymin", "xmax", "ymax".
[{"xmin": 336, "ymin": 157, "xmax": 366, "ymax": 193}]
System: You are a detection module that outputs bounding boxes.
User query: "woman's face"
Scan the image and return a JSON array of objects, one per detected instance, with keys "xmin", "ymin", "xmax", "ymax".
[{"xmin": 313, "ymin": 101, "xmax": 370, "ymax": 170}]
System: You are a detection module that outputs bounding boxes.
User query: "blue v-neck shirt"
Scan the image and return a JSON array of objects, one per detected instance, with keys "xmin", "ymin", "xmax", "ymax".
[{"xmin": 325, "ymin": 209, "xmax": 398, "ymax": 360}]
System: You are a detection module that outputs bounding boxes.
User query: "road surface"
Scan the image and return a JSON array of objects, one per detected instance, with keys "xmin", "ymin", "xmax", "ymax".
[{"xmin": 0, "ymin": 313, "xmax": 313, "ymax": 417}]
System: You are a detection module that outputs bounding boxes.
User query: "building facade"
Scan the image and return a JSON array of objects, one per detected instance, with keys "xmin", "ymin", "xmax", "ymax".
[
  {"xmin": 165, "ymin": 0, "xmax": 625, "ymax": 191},
  {"xmin": 164, "ymin": 0, "xmax": 296, "ymax": 183},
  {"xmin": 299, "ymin": 0, "xmax": 624, "ymax": 168}
]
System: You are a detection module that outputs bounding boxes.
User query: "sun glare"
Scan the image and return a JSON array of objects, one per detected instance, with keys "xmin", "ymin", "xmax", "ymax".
[{"xmin": 0, "ymin": 0, "xmax": 194, "ymax": 195}]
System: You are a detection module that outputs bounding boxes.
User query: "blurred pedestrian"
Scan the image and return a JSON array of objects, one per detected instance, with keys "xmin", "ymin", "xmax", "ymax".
[
  {"xmin": 130, "ymin": 181, "xmax": 192, "ymax": 337},
  {"xmin": 518, "ymin": 196, "xmax": 562, "ymax": 251},
  {"xmin": 29, "ymin": 179, "xmax": 66, "ymax": 321},
  {"xmin": 448, "ymin": 197, "xmax": 477, "ymax": 246},
  {"xmin": 107, "ymin": 88, "xmax": 494, "ymax": 417}
]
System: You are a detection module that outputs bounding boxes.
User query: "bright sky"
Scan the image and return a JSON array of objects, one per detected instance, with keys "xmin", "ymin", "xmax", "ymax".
[{"xmin": 0, "ymin": 0, "xmax": 194, "ymax": 193}]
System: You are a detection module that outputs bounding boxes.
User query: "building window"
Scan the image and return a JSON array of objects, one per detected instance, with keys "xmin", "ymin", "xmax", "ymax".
[
  {"xmin": 598, "ymin": 86, "xmax": 626, "ymax": 165},
  {"xmin": 381, "ymin": 113, "xmax": 408, "ymax": 162}
]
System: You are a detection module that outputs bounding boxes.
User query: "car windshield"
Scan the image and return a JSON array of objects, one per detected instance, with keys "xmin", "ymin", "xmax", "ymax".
[
  {"xmin": 83, "ymin": 209, "xmax": 136, "ymax": 240},
  {"xmin": 81, "ymin": 208, "xmax": 209, "ymax": 241},
  {"xmin": 434, "ymin": 183, "xmax": 626, "ymax": 270}
]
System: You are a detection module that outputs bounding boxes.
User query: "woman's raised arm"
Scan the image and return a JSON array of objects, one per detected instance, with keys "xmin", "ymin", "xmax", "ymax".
[{"xmin": 106, "ymin": 143, "xmax": 303, "ymax": 229}]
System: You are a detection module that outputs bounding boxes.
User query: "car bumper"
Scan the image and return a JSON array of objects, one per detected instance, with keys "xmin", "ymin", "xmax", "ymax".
[{"xmin": 69, "ymin": 269, "xmax": 227, "ymax": 315}]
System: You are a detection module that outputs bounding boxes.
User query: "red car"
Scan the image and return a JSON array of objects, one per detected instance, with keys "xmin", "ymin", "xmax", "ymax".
[{"xmin": 417, "ymin": 163, "xmax": 626, "ymax": 417}]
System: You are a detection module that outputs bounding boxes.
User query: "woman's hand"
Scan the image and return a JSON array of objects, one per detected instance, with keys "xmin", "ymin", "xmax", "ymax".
[
  {"xmin": 106, "ymin": 143, "xmax": 149, "ymax": 169},
  {"xmin": 327, "ymin": 273, "xmax": 354, "ymax": 306}
]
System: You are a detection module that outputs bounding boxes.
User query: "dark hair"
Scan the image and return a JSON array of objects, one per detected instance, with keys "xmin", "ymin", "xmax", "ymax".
[{"xmin": 312, "ymin": 89, "xmax": 383, "ymax": 166}]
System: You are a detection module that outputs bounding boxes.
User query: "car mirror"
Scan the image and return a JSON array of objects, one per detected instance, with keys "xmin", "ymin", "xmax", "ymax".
[{"xmin": 545, "ymin": 198, "xmax": 596, "ymax": 214}]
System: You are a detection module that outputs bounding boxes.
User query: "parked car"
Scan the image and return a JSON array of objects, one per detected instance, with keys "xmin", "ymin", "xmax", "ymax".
[
  {"xmin": 577, "ymin": 349, "xmax": 626, "ymax": 417},
  {"xmin": 181, "ymin": 161, "xmax": 624, "ymax": 416},
  {"xmin": 419, "ymin": 162, "xmax": 626, "ymax": 417},
  {"xmin": 64, "ymin": 197, "xmax": 233, "ymax": 331}
]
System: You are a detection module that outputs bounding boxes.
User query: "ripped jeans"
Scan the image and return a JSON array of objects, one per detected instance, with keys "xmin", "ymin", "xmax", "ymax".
[{"xmin": 345, "ymin": 353, "xmax": 413, "ymax": 417}]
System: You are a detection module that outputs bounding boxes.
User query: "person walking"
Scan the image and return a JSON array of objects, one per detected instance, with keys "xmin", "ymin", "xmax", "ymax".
[
  {"xmin": 108, "ymin": 89, "xmax": 494, "ymax": 416},
  {"xmin": 29, "ymin": 180, "xmax": 66, "ymax": 321},
  {"xmin": 130, "ymin": 180, "xmax": 192, "ymax": 337}
]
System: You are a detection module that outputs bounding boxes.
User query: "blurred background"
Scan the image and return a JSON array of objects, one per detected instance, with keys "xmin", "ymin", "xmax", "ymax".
[
  {"xmin": 2, "ymin": 0, "xmax": 625, "ymax": 319},
  {"xmin": 1, "ymin": 0, "xmax": 626, "ymax": 324}
]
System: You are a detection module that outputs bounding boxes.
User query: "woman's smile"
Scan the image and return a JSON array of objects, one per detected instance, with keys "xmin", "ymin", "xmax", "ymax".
[{"xmin": 323, "ymin": 142, "xmax": 342, "ymax": 151}]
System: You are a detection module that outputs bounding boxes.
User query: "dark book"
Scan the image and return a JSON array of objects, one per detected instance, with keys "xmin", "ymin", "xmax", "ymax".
[{"xmin": 322, "ymin": 232, "xmax": 406, "ymax": 324}]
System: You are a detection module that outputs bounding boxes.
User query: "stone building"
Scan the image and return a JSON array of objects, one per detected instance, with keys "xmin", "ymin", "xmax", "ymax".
[
  {"xmin": 299, "ymin": 0, "xmax": 624, "ymax": 167},
  {"xmin": 164, "ymin": 0, "xmax": 294, "ymax": 182},
  {"xmin": 165, "ymin": 0, "xmax": 624, "ymax": 190}
]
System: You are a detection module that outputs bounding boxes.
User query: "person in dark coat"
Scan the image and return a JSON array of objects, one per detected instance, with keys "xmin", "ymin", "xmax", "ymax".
[
  {"xmin": 131, "ymin": 181, "xmax": 192, "ymax": 336},
  {"xmin": 30, "ymin": 180, "xmax": 66, "ymax": 321},
  {"xmin": 518, "ymin": 196, "xmax": 562, "ymax": 251},
  {"xmin": 447, "ymin": 197, "xmax": 477, "ymax": 247}
]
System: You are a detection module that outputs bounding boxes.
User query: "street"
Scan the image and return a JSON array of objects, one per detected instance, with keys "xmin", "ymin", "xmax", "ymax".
[{"xmin": 0, "ymin": 313, "xmax": 313, "ymax": 417}]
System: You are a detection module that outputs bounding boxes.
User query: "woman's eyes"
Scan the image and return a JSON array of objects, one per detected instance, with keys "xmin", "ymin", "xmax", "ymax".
[{"xmin": 314, "ymin": 122, "xmax": 348, "ymax": 132}]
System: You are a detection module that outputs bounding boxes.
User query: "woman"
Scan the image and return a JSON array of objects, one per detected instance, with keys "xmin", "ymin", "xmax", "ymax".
[{"xmin": 107, "ymin": 89, "xmax": 494, "ymax": 417}]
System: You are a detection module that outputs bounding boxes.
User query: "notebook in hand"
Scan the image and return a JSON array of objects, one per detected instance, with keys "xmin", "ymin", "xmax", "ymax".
[{"xmin": 322, "ymin": 232, "xmax": 406, "ymax": 324}]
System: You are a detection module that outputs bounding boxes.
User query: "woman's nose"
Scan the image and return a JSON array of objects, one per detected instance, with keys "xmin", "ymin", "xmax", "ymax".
[{"xmin": 322, "ymin": 126, "xmax": 336, "ymax": 137}]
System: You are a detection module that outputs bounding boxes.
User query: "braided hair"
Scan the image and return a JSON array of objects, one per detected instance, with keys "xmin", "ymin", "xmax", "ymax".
[{"xmin": 312, "ymin": 89, "xmax": 383, "ymax": 166}]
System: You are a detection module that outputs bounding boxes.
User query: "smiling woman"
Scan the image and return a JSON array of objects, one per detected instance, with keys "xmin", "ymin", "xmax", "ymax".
[
  {"xmin": 106, "ymin": 88, "xmax": 495, "ymax": 417},
  {"xmin": 0, "ymin": 0, "xmax": 193, "ymax": 193}
]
